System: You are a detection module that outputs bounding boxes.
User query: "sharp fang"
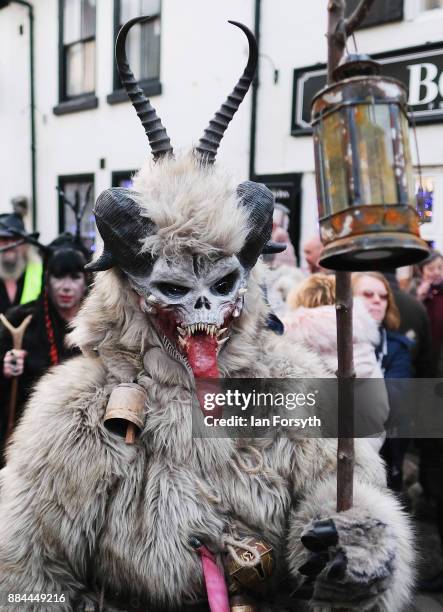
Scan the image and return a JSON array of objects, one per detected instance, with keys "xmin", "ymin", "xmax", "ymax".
[
  {"xmin": 217, "ymin": 337, "xmax": 229, "ymax": 346},
  {"xmin": 178, "ymin": 337, "xmax": 187, "ymax": 348},
  {"xmin": 238, "ymin": 288, "xmax": 247, "ymax": 295},
  {"xmin": 147, "ymin": 294, "xmax": 158, "ymax": 303},
  {"xmin": 217, "ymin": 327, "xmax": 227, "ymax": 337},
  {"xmin": 177, "ymin": 326, "xmax": 186, "ymax": 335}
]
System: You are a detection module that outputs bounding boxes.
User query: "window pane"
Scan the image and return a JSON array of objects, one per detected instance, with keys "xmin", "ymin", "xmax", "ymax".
[
  {"xmin": 66, "ymin": 40, "xmax": 95, "ymax": 97},
  {"xmin": 66, "ymin": 42, "xmax": 83, "ymax": 97},
  {"xmin": 416, "ymin": 176, "xmax": 435, "ymax": 223},
  {"xmin": 120, "ymin": 0, "xmax": 160, "ymax": 22},
  {"xmin": 141, "ymin": 0, "xmax": 161, "ymax": 14},
  {"xmin": 345, "ymin": 0, "xmax": 403, "ymax": 28},
  {"xmin": 81, "ymin": 0, "xmax": 96, "ymax": 38},
  {"xmin": 321, "ymin": 111, "xmax": 349, "ymax": 213},
  {"xmin": 117, "ymin": 1, "xmax": 161, "ymax": 85},
  {"xmin": 140, "ymin": 18, "xmax": 160, "ymax": 80},
  {"xmin": 123, "ymin": 18, "xmax": 160, "ymax": 81},
  {"xmin": 83, "ymin": 39, "xmax": 95, "ymax": 92},
  {"xmin": 63, "ymin": 0, "xmax": 81, "ymax": 44},
  {"xmin": 61, "ymin": 180, "xmax": 96, "ymax": 254},
  {"xmin": 423, "ymin": 0, "xmax": 443, "ymax": 9},
  {"xmin": 353, "ymin": 105, "xmax": 397, "ymax": 205}
]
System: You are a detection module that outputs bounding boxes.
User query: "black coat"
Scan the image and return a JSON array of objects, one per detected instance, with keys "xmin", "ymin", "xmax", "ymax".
[
  {"xmin": 0, "ymin": 297, "xmax": 79, "ymax": 460},
  {"xmin": 0, "ymin": 273, "xmax": 26, "ymax": 315},
  {"xmin": 391, "ymin": 288, "xmax": 432, "ymax": 378}
]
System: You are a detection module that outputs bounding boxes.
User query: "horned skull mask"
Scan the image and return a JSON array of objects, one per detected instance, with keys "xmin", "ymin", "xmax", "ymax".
[{"xmin": 87, "ymin": 16, "xmax": 284, "ymax": 379}]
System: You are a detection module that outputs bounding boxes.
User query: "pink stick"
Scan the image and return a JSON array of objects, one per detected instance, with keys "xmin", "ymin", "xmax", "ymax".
[{"xmin": 198, "ymin": 545, "xmax": 230, "ymax": 612}]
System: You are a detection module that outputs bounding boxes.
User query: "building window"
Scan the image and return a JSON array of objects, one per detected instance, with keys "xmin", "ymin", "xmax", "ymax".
[
  {"xmin": 112, "ymin": 170, "xmax": 136, "ymax": 188},
  {"xmin": 345, "ymin": 0, "xmax": 403, "ymax": 28},
  {"xmin": 422, "ymin": 0, "xmax": 443, "ymax": 8},
  {"xmin": 108, "ymin": 0, "xmax": 162, "ymax": 103},
  {"xmin": 58, "ymin": 175, "xmax": 96, "ymax": 253},
  {"xmin": 54, "ymin": 0, "xmax": 98, "ymax": 115},
  {"xmin": 416, "ymin": 176, "xmax": 435, "ymax": 223}
]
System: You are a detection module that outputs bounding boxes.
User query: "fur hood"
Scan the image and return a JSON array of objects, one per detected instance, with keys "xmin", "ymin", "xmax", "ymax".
[
  {"xmin": 283, "ymin": 297, "xmax": 380, "ymax": 349},
  {"xmin": 283, "ymin": 298, "xmax": 383, "ymax": 379}
]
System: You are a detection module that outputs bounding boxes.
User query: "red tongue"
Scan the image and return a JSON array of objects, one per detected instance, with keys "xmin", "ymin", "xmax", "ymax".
[
  {"xmin": 185, "ymin": 334, "xmax": 221, "ymax": 417},
  {"xmin": 185, "ymin": 334, "xmax": 219, "ymax": 378}
]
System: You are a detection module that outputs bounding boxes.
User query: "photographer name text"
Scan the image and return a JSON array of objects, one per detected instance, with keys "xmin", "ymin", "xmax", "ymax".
[{"xmin": 203, "ymin": 415, "xmax": 321, "ymax": 428}]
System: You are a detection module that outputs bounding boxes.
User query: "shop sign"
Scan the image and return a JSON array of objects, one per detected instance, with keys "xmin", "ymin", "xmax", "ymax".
[{"xmin": 292, "ymin": 42, "xmax": 443, "ymax": 136}]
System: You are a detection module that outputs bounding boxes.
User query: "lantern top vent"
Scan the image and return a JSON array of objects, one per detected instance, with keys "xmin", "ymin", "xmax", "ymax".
[{"xmin": 333, "ymin": 53, "xmax": 380, "ymax": 81}]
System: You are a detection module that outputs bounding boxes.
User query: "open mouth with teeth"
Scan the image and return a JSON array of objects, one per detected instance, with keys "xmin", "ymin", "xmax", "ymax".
[{"xmin": 175, "ymin": 322, "xmax": 230, "ymax": 379}]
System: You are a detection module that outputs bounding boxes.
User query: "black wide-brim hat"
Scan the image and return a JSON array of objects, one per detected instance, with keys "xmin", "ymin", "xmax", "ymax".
[{"xmin": 0, "ymin": 213, "xmax": 38, "ymax": 240}]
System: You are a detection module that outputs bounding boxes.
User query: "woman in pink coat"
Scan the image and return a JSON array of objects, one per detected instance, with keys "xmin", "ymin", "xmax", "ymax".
[
  {"xmin": 285, "ymin": 274, "xmax": 384, "ymax": 378},
  {"xmin": 283, "ymin": 274, "xmax": 389, "ymax": 449}
]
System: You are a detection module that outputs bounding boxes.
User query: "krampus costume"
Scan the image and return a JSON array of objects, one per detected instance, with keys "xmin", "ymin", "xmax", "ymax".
[{"xmin": 0, "ymin": 17, "xmax": 414, "ymax": 612}]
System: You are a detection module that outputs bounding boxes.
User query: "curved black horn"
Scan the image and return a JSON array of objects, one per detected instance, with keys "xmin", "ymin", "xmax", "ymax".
[
  {"xmin": 116, "ymin": 16, "xmax": 173, "ymax": 162},
  {"xmin": 196, "ymin": 21, "xmax": 258, "ymax": 164},
  {"xmin": 236, "ymin": 181, "xmax": 274, "ymax": 270},
  {"xmin": 86, "ymin": 188, "xmax": 157, "ymax": 274}
]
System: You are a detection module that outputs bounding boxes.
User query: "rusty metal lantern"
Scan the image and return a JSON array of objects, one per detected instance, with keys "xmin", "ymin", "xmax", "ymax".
[{"xmin": 311, "ymin": 53, "xmax": 429, "ymax": 270}]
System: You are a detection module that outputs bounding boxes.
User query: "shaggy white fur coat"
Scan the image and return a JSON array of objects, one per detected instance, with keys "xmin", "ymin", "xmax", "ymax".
[{"xmin": 0, "ymin": 157, "xmax": 413, "ymax": 611}]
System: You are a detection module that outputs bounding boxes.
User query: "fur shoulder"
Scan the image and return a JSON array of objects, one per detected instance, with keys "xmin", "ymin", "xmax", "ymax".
[{"xmin": 6, "ymin": 355, "xmax": 107, "ymax": 463}]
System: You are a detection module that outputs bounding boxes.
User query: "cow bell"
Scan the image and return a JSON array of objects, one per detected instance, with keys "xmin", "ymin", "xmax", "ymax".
[{"xmin": 104, "ymin": 383, "xmax": 146, "ymax": 444}]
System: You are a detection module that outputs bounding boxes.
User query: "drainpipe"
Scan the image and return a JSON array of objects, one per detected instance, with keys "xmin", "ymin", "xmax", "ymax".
[{"xmin": 249, "ymin": 0, "xmax": 261, "ymax": 180}]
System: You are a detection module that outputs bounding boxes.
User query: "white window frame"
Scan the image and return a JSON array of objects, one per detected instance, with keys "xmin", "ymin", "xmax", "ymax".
[{"xmin": 404, "ymin": 0, "xmax": 443, "ymax": 20}]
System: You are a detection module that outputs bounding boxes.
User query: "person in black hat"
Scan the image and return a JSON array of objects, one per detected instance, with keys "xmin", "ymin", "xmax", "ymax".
[
  {"xmin": 0, "ymin": 234, "xmax": 89, "ymax": 464},
  {"xmin": 0, "ymin": 212, "xmax": 43, "ymax": 314}
]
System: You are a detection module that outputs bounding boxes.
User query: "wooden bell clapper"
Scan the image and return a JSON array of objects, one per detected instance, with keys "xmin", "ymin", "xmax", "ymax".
[
  {"xmin": 0, "ymin": 313, "xmax": 33, "ymax": 441},
  {"xmin": 103, "ymin": 382, "xmax": 146, "ymax": 444}
]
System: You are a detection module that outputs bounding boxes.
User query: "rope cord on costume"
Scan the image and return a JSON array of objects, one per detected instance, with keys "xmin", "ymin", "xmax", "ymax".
[
  {"xmin": 44, "ymin": 289, "xmax": 59, "ymax": 365},
  {"xmin": 195, "ymin": 478, "xmax": 222, "ymax": 505},
  {"xmin": 235, "ymin": 445, "xmax": 264, "ymax": 474},
  {"xmin": 222, "ymin": 534, "xmax": 261, "ymax": 568}
]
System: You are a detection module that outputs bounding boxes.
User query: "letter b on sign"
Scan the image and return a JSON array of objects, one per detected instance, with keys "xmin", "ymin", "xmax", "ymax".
[{"xmin": 407, "ymin": 63, "xmax": 443, "ymax": 106}]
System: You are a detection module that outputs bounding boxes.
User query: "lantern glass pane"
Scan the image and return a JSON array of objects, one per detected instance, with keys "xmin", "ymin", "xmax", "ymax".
[
  {"xmin": 353, "ymin": 104, "xmax": 397, "ymax": 205},
  {"xmin": 399, "ymin": 111, "xmax": 415, "ymax": 206},
  {"xmin": 322, "ymin": 111, "xmax": 349, "ymax": 214}
]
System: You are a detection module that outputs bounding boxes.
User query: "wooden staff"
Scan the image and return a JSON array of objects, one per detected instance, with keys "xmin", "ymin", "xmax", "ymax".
[
  {"xmin": 326, "ymin": 0, "xmax": 375, "ymax": 514},
  {"xmin": 324, "ymin": 2, "xmax": 375, "ymax": 611},
  {"xmin": 0, "ymin": 313, "xmax": 33, "ymax": 441}
]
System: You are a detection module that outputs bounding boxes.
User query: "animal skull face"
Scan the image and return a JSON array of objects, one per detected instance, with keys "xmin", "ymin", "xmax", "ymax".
[{"xmin": 127, "ymin": 253, "xmax": 248, "ymax": 378}]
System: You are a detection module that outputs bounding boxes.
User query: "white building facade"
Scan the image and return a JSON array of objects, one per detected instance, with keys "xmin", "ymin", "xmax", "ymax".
[{"xmin": 1, "ymin": 0, "xmax": 443, "ymax": 264}]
